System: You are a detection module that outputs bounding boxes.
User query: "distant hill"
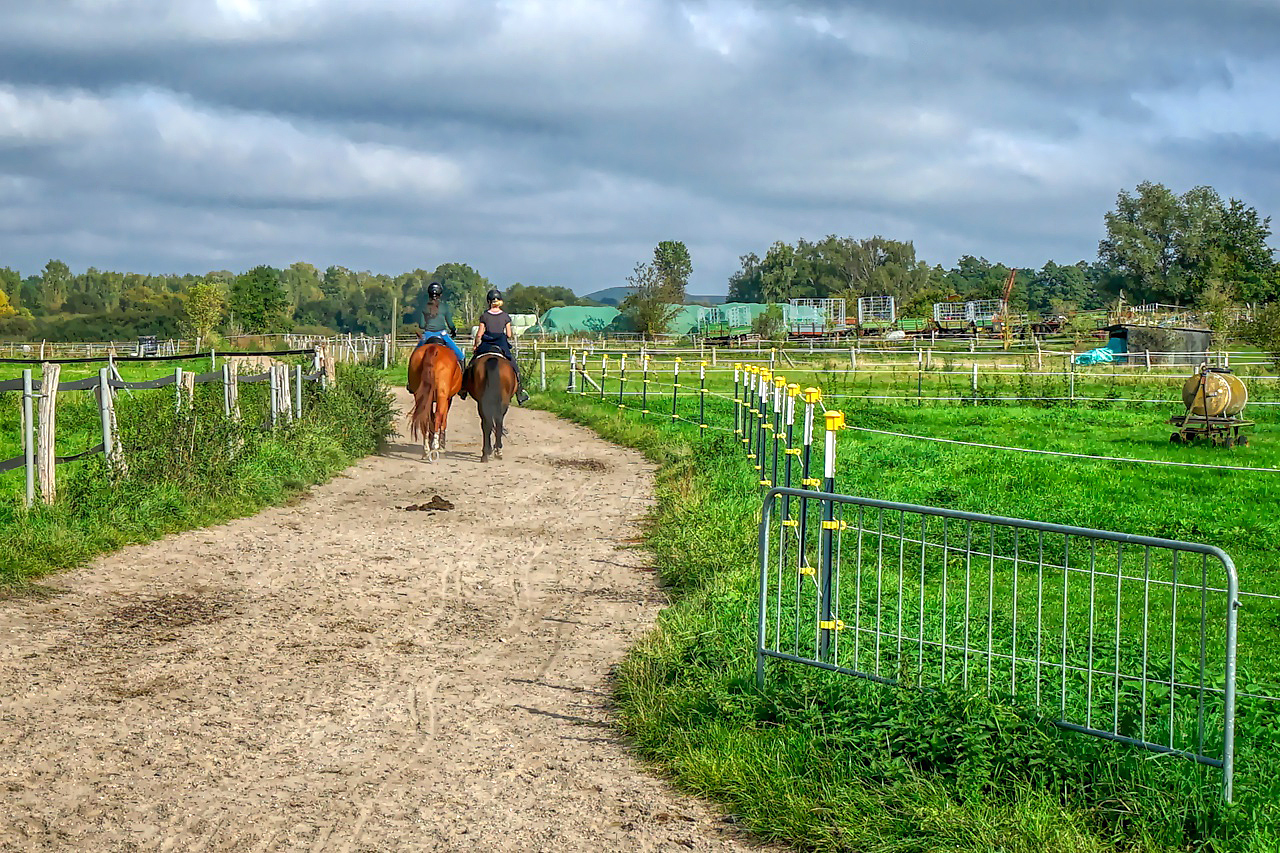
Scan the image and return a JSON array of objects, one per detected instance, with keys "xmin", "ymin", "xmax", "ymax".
[
  {"xmin": 581, "ymin": 286, "xmax": 631, "ymax": 306},
  {"xmin": 581, "ymin": 286, "xmax": 726, "ymax": 307},
  {"xmin": 685, "ymin": 293, "xmax": 727, "ymax": 306}
]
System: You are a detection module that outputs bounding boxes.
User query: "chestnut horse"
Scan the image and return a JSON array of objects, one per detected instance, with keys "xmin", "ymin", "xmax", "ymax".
[
  {"xmin": 408, "ymin": 342, "xmax": 463, "ymax": 461},
  {"xmin": 462, "ymin": 353, "xmax": 517, "ymax": 462}
]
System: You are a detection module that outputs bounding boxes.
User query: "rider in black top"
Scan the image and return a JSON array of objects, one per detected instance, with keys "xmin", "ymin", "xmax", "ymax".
[{"xmin": 470, "ymin": 288, "xmax": 529, "ymax": 405}]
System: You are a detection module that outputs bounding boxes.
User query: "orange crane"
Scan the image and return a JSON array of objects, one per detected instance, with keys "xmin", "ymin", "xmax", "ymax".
[{"xmin": 997, "ymin": 268, "xmax": 1018, "ymax": 350}]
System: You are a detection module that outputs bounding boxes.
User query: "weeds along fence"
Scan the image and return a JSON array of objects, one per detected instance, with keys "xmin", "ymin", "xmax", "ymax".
[
  {"xmin": 0, "ymin": 346, "xmax": 338, "ymax": 507},
  {"xmin": 551, "ymin": 347, "xmax": 1280, "ymax": 802}
]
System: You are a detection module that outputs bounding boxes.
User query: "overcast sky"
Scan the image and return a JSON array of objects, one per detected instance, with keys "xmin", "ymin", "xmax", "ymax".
[{"xmin": 2, "ymin": 0, "xmax": 1278, "ymax": 296}]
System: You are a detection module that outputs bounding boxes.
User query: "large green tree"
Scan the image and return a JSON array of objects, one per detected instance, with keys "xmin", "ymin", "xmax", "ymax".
[
  {"xmin": 620, "ymin": 261, "xmax": 680, "ymax": 340},
  {"xmin": 40, "ymin": 259, "xmax": 72, "ymax": 312},
  {"xmin": 183, "ymin": 279, "xmax": 226, "ymax": 344},
  {"xmin": 230, "ymin": 265, "xmax": 288, "ymax": 333},
  {"xmin": 1098, "ymin": 182, "xmax": 1276, "ymax": 304},
  {"xmin": 652, "ymin": 240, "xmax": 692, "ymax": 303}
]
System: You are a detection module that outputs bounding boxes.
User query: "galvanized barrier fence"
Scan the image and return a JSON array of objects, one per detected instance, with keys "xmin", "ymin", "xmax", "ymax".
[{"xmin": 756, "ymin": 486, "xmax": 1241, "ymax": 800}]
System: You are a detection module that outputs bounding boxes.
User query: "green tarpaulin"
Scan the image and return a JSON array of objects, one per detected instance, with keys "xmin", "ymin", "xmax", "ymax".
[{"xmin": 530, "ymin": 306, "xmax": 620, "ymax": 334}]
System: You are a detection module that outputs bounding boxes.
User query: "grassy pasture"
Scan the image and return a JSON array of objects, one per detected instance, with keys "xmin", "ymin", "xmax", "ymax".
[{"xmin": 523, "ymin": 350, "xmax": 1280, "ymax": 852}]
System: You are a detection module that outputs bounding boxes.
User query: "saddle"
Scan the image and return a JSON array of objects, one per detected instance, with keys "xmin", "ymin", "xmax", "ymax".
[
  {"xmin": 419, "ymin": 335, "xmax": 448, "ymax": 348},
  {"xmin": 472, "ymin": 341, "xmax": 508, "ymax": 360},
  {"xmin": 460, "ymin": 344, "xmax": 513, "ymax": 400}
]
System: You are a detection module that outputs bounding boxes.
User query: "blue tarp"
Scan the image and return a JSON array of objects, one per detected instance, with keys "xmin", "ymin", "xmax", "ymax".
[{"xmin": 1074, "ymin": 347, "xmax": 1115, "ymax": 365}]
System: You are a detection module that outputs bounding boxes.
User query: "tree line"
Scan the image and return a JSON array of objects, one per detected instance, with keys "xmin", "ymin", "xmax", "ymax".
[
  {"xmin": 2, "ymin": 181, "xmax": 1276, "ymax": 343},
  {"xmin": 0, "ymin": 260, "xmax": 602, "ymax": 343},
  {"xmin": 726, "ymin": 182, "xmax": 1279, "ymax": 321}
]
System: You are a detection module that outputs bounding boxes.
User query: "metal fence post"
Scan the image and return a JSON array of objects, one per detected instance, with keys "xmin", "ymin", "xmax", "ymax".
[
  {"xmin": 752, "ymin": 363, "xmax": 762, "ymax": 473},
  {"xmin": 745, "ymin": 367, "xmax": 756, "ymax": 459},
  {"xmin": 795, "ymin": 387, "xmax": 820, "ymax": 585},
  {"xmin": 733, "ymin": 363, "xmax": 742, "ymax": 439},
  {"xmin": 782, "ymin": 383, "xmax": 800, "ymax": 519},
  {"xmin": 174, "ymin": 367, "xmax": 184, "ymax": 413},
  {"xmin": 699, "ymin": 361, "xmax": 707, "ymax": 429},
  {"xmin": 599, "ymin": 354, "xmax": 607, "ymax": 401},
  {"xmin": 642, "ymin": 355, "xmax": 650, "ymax": 415},
  {"xmin": 671, "ymin": 357, "xmax": 681, "ymax": 421},
  {"xmin": 771, "ymin": 375, "xmax": 784, "ymax": 490},
  {"xmin": 618, "ymin": 354, "xmax": 627, "ymax": 408},
  {"xmin": 295, "ymin": 363, "xmax": 303, "ymax": 419},
  {"xmin": 22, "ymin": 369, "xmax": 35, "ymax": 508},
  {"xmin": 269, "ymin": 365, "xmax": 279, "ymax": 426},
  {"xmin": 567, "ymin": 349, "xmax": 576, "ymax": 393},
  {"xmin": 817, "ymin": 410, "xmax": 845, "ymax": 660},
  {"xmin": 540, "ymin": 351, "xmax": 546, "ymax": 391}
]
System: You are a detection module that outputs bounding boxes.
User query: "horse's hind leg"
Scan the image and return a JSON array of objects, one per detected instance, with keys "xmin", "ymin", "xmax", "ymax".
[
  {"xmin": 493, "ymin": 407, "xmax": 506, "ymax": 460},
  {"xmin": 479, "ymin": 412, "xmax": 493, "ymax": 463}
]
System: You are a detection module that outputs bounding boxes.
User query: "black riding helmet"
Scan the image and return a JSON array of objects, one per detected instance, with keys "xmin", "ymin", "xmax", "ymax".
[
  {"xmin": 486, "ymin": 288, "xmax": 502, "ymax": 304},
  {"xmin": 427, "ymin": 281, "xmax": 444, "ymax": 299}
]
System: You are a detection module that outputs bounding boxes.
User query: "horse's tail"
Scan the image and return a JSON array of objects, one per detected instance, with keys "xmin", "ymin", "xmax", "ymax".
[
  {"xmin": 409, "ymin": 352, "xmax": 437, "ymax": 441},
  {"xmin": 480, "ymin": 354, "xmax": 503, "ymax": 419}
]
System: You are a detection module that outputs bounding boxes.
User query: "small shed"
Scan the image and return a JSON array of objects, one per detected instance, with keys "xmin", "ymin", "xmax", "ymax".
[{"xmin": 1102, "ymin": 324, "xmax": 1212, "ymax": 366}]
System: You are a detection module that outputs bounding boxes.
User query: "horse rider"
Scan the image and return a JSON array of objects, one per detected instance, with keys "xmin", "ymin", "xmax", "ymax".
[
  {"xmin": 470, "ymin": 288, "xmax": 529, "ymax": 405},
  {"xmin": 408, "ymin": 281, "xmax": 466, "ymax": 391}
]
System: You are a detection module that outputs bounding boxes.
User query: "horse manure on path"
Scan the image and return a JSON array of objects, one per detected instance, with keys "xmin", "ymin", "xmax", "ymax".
[
  {"xmin": 551, "ymin": 458, "xmax": 609, "ymax": 473},
  {"xmin": 401, "ymin": 494, "xmax": 455, "ymax": 512}
]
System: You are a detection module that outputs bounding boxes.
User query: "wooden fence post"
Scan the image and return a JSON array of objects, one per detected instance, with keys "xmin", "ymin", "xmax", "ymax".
[
  {"xmin": 540, "ymin": 351, "xmax": 546, "ymax": 391},
  {"xmin": 226, "ymin": 361, "xmax": 241, "ymax": 421},
  {"xmin": 97, "ymin": 367, "xmax": 114, "ymax": 469},
  {"xmin": 174, "ymin": 367, "xmax": 184, "ymax": 413},
  {"xmin": 180, "ymin": 370, "xmax": 195, "ymax": 411},
  {"xmin": 37, "ymin": 363, "xmax": 59, "ymax": 504},
  {"xmin": 22, "ymin": 369, "xmax": 35, "ymax": 508},
  {"xmin": 295, "ymin": 364, "xmax": 303, "ymax": 420},
  {"xmin": 278, "ymin": 364, "xmax": 293, "ymax": 423},
  {"xmin": 318, "ymin": 344, "xmax": 335, "ymax": 388}
]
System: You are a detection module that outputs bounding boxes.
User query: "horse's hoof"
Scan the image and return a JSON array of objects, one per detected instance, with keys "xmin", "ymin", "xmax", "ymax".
[
  {"xmin": 480, "ymin": 455, "xmax": 490, "ymax": 463},
  {"xmin": 494, "ymin": 450, "xmax": 503, "ymax": 460}
]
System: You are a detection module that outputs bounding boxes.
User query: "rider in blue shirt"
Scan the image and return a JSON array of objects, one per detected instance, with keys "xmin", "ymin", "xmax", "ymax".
[{"xmin": 408, "ymin": 281, "xmax": 466, "ymax": 390}]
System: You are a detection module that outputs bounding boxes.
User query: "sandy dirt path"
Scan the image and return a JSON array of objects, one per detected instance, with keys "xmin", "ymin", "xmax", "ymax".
[{"xmin": 0, "ymin": 391, "xmax": 758, "ymax": 852}]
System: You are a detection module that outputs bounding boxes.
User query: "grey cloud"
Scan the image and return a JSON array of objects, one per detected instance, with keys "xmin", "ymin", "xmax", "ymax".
[{"xmin": 0, "ymin": 0, "xmax": 1277, "ymax": 293}]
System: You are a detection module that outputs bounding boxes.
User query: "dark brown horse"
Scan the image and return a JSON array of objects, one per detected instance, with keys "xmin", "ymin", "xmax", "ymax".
[
  {"xmin": 408, "ymin": 343, "xmax": 463, "ymax": 461},
  {"xmin": 461, "ymin": 353, "xmax": 517, "ymax": 462}
]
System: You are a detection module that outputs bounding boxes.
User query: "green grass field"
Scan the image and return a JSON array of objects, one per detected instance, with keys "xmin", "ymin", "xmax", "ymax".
[{"xmin": 523, "ymin": 350, "xmax": 1280, "ymax": 852}]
